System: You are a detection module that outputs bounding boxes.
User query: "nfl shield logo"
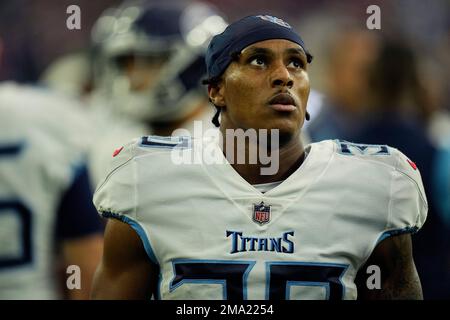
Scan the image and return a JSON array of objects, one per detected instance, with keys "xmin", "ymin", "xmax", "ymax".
[{"xmin": 253, "ymin": 202, "xmax": 271, "ymax": 225}]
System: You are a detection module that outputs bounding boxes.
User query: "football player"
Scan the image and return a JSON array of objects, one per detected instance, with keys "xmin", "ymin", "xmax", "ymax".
[
  {"xmin": 92, "ymin": 15, "xmax": 427, "ymax": 300},
  {"xmin": 87, "ymin": 0, "xmax": 227, "ymax": 185},
  {"xmin": 0, "ymin": 82, "xmax": 103, "ymax": 299}
]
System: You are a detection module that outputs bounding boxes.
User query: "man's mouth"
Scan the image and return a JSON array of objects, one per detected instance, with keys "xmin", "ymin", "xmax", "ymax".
[{"xmin": 268, "ymin": 93, "xmax": 297, "ymax": 112}]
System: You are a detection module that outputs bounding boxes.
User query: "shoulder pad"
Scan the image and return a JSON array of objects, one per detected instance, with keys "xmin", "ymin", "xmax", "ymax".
[
  {"xmin": 392, "ymin": 147, "xmax": 427, "ymax": 207},
  {"xmin": 106, "ymin": 138, "xmax": 139, "ymax": 172},
  {"xmin": 103, "ymin": 135, "xmax": 192, "ymax": 175},
  {"xmin": 334, "ymin": 140, "xmax": 426, "ymax": 200}
]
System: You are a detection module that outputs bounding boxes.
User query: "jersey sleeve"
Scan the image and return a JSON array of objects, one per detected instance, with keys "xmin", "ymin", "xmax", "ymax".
[
  {"xmin": 92, "ymin": 138, "xmax": 159, "ymax": 265},
  {"xmin": 93, "ymin": 139, "xmax": 138, "ymax": 221},
  {"xmin": 382, "ymin": 148, "xmax": 428, "ymax": 240}
]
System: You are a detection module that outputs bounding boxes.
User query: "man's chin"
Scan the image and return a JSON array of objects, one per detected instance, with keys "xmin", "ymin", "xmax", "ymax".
[
  {"xmin": 257, "ymin": 127, "xmax": 298, "ymax": 149},
  {"xmin": 278, "ymin": 130, "xmax": 297, "ymax": 148},
  {"xmin": 238, "ymin": 118, "xmax": 300, "ymax": 148}
]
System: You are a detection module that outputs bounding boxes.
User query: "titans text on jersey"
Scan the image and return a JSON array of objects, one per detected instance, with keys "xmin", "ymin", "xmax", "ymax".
[
  {"xmin": 93, "ymin": 136, "xmax": 427, "ymax": 300},
  {"xmin": 227, "ymin": 230, "xmax": 294, "ymax": 254}
]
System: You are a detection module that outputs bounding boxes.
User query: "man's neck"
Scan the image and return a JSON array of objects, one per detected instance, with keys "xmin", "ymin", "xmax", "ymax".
[{"xmin": 220, "ymin": 128, "xmax": 305, "ymax": 185}]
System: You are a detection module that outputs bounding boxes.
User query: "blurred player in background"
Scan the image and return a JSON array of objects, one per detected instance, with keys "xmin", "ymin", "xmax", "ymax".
[
  {"xmin": 306, "ymin": 29, "xmax": 380, "ymax": 142},
  {"xmin": 359, "ymin": 40, "xmax": 450, "ymax": 299},
  {"xmin": 40, "ymin": 50, "xmax": 94, "ymax": 102},
  {"xmin": 0, "ymin": 39, "xmax": 103, "ymax": 299},
  {"xmin": 92, "ymin": 15, "xmax": 427, "ymax": 300},
  {"xmin": 87, "ymin": 0, "xmax": 227, "ymax": 185}
]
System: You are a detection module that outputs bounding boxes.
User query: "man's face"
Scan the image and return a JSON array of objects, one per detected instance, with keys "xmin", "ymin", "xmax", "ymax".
[{"xmin": 212, "ymin": 39, "xmax": 310, "ymax": 137}]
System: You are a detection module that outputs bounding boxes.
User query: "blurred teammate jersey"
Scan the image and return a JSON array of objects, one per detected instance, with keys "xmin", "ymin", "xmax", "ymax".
[
  {"xmin": 0, "ymin": 83, "xmax": 101, "ymax": 299},
  {"xmin": 94, "ymin": 136, "xmax": 427, "ymax": 300}
]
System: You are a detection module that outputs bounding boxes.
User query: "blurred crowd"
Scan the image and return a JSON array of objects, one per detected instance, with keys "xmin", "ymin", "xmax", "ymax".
[{"xmin": 0, "ymin": 0, "xmax": 449, "ymax": 299}]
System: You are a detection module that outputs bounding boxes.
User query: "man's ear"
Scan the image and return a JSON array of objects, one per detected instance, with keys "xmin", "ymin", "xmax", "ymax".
[
  {"xmin": 305, "ymin": 110, "xmax": 310, "ymax": 121},
  {"xmin": 208, "ymin": 82, "xmax": 226, "ymax": 108}
]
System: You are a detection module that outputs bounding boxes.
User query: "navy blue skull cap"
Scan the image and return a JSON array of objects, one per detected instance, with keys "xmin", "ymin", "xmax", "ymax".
[{"xmin": 205, "ymin": 15, "xmax": 312, "ymax": 81}]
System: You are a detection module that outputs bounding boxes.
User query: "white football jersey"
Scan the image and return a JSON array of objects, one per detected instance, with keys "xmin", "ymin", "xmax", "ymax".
[
  {"xmin": 94, "ymin": 135, "xmax": 427, "ymax": 300},
  {"xmin": 0, "ymin": 83, "xmax": 92, "ymax": 299},
  {"xmin": 87, "ymin": 99, "xmax": 215, "ymax": 187},
  {"xmin": 87, "ymin": 114, "xmax": 150, "ymax": 187}
]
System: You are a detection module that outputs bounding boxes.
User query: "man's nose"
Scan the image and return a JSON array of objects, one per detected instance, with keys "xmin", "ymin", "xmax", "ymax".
[{"xmin": 270, "ymin": 61, "xmax": 293, "ymax": 88}]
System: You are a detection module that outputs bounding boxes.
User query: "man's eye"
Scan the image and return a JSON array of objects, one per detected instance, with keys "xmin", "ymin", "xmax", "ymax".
[
  {"xmin": 249, "ymin": 56, "xmax": 266, "ymax": 66},
  {"xmin": 288, "ymin": 59, "xmax": 304, "ymax": 69}
]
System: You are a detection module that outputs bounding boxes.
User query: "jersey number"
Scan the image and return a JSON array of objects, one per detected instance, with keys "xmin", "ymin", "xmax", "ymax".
[
  {"xmin": 170, "ymin": 260, "xmax": 347, "ymax": 300},
  {"xmin": 0, "ymin": 143, "xmax": 33, "ymax": 269},
  {"xmin": 337, "ymin": 140, "xmax": 389, "ymax": 156}
]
